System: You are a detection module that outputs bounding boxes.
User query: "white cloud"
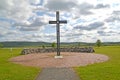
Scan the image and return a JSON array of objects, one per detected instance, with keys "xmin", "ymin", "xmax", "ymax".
[{"xmin": 0, "ymin": 0, "xmax": 34, "ymax": 22}]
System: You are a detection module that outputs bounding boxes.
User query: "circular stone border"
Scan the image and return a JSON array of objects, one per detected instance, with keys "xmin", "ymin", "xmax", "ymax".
[{"xmin": 10, "ymin": 52, "xmax": 109, "ymax": 68}]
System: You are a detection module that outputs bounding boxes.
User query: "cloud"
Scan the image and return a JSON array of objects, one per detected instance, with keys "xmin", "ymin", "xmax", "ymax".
[
  {"xmin": 0, "ymin": 0, "xmax": 34, "ymax": 22},
  {"xmin": 0, "ymin": 20, "xmax": 13, "ymax": 38},
  {"xmin": 18, "ymin": 27, "xmax": 40, "ymax": 31},
  {"xmin": 89, "ymin": 22, "xmax": 104, "ymax": 28},
  {"xmin": 13, "ymin": 17, "xmax": 46, "ymax": 31},
  {"xmin": 29, "ymin": 0, "xmax": 40, "ymax": 5},
  {"xmin": 105, "ymin": 10, "xmax": 120, "ymax": 22},
  {"xmin": 0, "ymin": 33, "xmax": 4, "ymax": 37},
  {"xmin": 74, "ymin": 22, "xmax": 104, "ymax": 31},
  {"xmin": 78, "ymin": 2, "xmax": 94, "ymax": 15},
  {"xmin": 97, "ymin": 30, "xmax": 119, "ymax": 36},
  {"xmin": 105, "ymin": 16, "xmax": 120, "ymax": 22},
  {"xmin": 112, "ymin": 11, "xmax": 120, "ymax": 15},
  {"xmin": 31, "ymin": 33, "xmax": 56, "ymax": 42},
  {"xmin": 95, "ymin": 4, "xmax": 110, "ymax": 9},
  {"xmin": 97, "ymin": 31, "xmax": 109, "ymax": 36},
  {"xmin": 44, "ymin": 0, "xmax": 76, "ymax": 11}
]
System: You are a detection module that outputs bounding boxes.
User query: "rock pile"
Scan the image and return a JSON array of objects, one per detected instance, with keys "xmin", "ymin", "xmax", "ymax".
[{"xmin": 21, "ymin": 47, "xmax": 95, "ymax": 55}]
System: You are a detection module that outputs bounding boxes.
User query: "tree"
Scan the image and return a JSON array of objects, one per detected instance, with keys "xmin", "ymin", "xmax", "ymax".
[
  {"xmin": 96, "ymin": 39, "xmax": 102, "ymax": 47},
  {"xmin": 51, "ymin": 42, "xmax": 56, "ymax": 48},
  {"xmin": 42, "ymin": 45, "xmax": 45, "ymax": 49}
]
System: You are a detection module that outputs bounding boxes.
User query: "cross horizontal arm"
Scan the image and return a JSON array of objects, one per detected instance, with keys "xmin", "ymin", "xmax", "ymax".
[
  {"xmin": 59, "ymin": 20, "xmax": 67, "ymax": 24},
  {"xmin": 49, "ymin": 21, "xmax": 57, "ymax": 24}
]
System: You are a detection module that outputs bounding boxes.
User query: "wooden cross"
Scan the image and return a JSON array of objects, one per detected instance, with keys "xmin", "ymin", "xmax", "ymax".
[{"xmin": 49, "ymin": 11, "xmax": 67, "ymax": 56}]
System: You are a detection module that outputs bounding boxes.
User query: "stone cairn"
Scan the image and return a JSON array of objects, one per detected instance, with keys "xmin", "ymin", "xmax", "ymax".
[{"xmin": 21, "ymin": 47, "xmax": 95, "ymax": 55}]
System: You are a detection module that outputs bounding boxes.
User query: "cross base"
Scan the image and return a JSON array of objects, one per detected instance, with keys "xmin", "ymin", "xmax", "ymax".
[{"xmin": 54, "ymin": 56, "xmax": 63, "ymax": 59}]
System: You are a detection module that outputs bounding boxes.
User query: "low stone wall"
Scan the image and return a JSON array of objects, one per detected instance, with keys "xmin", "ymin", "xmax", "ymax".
[{"xmin": 21, "ymin": 47, "xmax": 95, "ymax": 55}]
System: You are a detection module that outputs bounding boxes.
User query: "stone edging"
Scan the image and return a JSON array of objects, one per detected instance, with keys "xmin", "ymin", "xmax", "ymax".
[{"xmin": 21, "ymin": 47, "xmax": 95, "ymax": 55}]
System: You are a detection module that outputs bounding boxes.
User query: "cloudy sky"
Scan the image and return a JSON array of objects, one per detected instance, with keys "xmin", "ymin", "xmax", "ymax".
[{"xmin": 0, "ymin": 0, "xmax": 120, "ymax": 43}]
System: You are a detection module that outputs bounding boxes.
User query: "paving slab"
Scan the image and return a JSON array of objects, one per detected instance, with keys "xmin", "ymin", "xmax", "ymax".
[{"xmin": 36, "ymin": 68, "xmax": 80, "ymax": 80}]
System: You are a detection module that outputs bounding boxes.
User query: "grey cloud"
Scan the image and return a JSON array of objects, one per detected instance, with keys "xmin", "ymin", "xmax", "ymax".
[
  {"xmin": 0, "ymin": 0, "xmax": 7, "ymax": 10},
  {"xmin": 29, "ymin": 18, "xmax": 46, "ymax": 27},
  {"xmin": 77, "ymin": 3, "xmax": 110, "ymax": 15},
  {"xmin": 0, "ymin": 34, "xmax": 4, "ymax": 37},
  {"xmin": 78, "ymin": 2, "xmax": 94, "ymax": 15},
  {"xmin": 74, "ymin": 25, "xmax": 86, "ymax": 30},
  {"xmin": 19, "ymin": 27, "xmax": 40, "ymax": 31},
  {"xmin": 13, "ymin": 18, "xmax": 46, "ymax": 31},
  {"xmin": 0, "ymin": 31, "xmax": 7, "ymax": 37},
  {"xmin": 45, "ymin": 1, "xmax": 110, "ymax": 16},
  {"xmin": 79, "ymin": 10, "xmax": 93, "ymax": 15},
  {"xmin": 32, "ymin": 34, "xmax": 42, "ymax": 38},
  {"xmin": 79, "ymin": 2, "xmax": 94, "ymax": 10},
  {"xmin": 73, "ymin": 33, "xmax": 84, "ymax": 36},
  {"xmin": 14, "ymin": 20, "xmax": 45, "ymax": 27},
  {"xmin": 0, "ymin": 31, "xmax": 20, "ymax": 39},
  {"xmin": 6, "ymin": 31, "xmax": 19, "ymax": 35},
  {"xmin": 108, "ymin": 31, "xmax": 116, "ymax": 33},
  {"xmin": 32, "ymin": 33, "xmax": 56, "ymax": 38},
  {"xmin": 105, "ymin": 10, "xmax": 120, "ymax": 22},
  {"xmin": 107, "ymin": 31, "xmax": 119, "ymax": 35},
  {"xmin": 105, "ymin": 16, "xmax": 120, "ymax": 22},
  {"xmin": 112, "ymin": 11, "xmax": 120, "ymax": 15},
  {"xmin": 89, "ymin": 22, "xmax": 104, "ymax": 28},
  {"xmin": 63, "ymin": 33, "xmax": 84, "ymax": 37},
  {"xmin": 100, "ymin": 27, "xmax": 107, "ymax": 30},
  {"xmin": 45, "ymin": 0, "xmax": 76, "ymax": 11},
  {"xmin": 95, "ymin": 4, "xmax": 110, "ymax": 9},
  {"xmin": 44, "ymin": 35, "xmax": 55, "ymax": 38},
  {"xmin": 74, "ymin": 22, "xmax": 104, "ymax": 31},
  {"xmin": 97, "ymin": 31, "xmax": 113, "ymax": 36},
  {"xmin": 97, "ymin": 31, "xmax": 105, "ymax": 34},
  {"xmin": 97, "ymin": 31, "xmax": 107, "ymax": 36}
]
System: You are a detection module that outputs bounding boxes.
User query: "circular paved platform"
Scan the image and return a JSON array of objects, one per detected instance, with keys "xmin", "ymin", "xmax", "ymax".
[{"xmin": 10, "ymin": 52, "xmax": 109, "ymax": 68}]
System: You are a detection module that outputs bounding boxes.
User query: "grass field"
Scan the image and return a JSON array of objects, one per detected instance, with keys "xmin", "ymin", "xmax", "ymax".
[
  {"xmin": 0, "ymin": 46, "xmax": 120, "ymax": 80},
  {"xmin": 0, "ymin": 48, "xmax": 40, "ymax": 80},
  {"xmin": 75, "ymin": 46, "xmax": 120, "ymax": 80}
]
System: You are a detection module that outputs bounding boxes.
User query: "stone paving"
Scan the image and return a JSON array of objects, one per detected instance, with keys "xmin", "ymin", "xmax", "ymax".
[{"xmin": 36, "ymin": 68, "xmax": 80, "ymax": 80}]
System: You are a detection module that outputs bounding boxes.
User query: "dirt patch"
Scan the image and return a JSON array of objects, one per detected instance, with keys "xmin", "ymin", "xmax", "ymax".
[{"xmin": 10, "ymin": 52, "xmax": 109, "ymax": 68}]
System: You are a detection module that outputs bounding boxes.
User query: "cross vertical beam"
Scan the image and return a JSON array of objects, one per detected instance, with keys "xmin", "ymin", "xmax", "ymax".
[
  {"xmin": 56, "ymin": 11, "xmax": 60, "ymax": 56},
  {"xmin": 49, "ymin": 11, "xmax": 67, "ymax": 56}
]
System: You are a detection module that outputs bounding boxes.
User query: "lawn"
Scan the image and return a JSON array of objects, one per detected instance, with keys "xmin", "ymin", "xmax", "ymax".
[
  {"xmin": 75, "ymin": 46, "xmax": 120, "ymax": 80},
  {"xmin": 0, "ymin": 48, "xmax": 40, "ymax": 80},
  {"xmin": 0, "ymin": 46, "xmax": 120, "ymax": 80}
]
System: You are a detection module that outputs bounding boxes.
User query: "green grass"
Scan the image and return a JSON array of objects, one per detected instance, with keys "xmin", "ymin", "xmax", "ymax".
[
  {"xmin": 75, "ymin": 46, "xmax": 120, "ymax": 80},
  {"xmin": 0, "ymin": 48, "xmax": 40, "ymax": 80},
  {"xmin": 1, "ymin": 46, "xmax": 120, "ymax": 80}
]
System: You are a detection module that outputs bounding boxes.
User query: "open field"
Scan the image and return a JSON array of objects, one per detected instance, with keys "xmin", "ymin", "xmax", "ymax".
[
  {"xmin": 0, "ymin": 48, "xmax": 40, "ymax": 80},
  {"xmin": 75, "ymin": 46, "xmax": 120, "ymax": 80}
]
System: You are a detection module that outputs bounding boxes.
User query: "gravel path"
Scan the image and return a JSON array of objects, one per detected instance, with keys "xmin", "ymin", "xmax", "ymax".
[
  {"xmin": 35, "ymin": 68, "xmax": 80, "ymax": 80},
  {"xmin": 10, "ymin": 52, "xmax": 109, "ymax": 68}
]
